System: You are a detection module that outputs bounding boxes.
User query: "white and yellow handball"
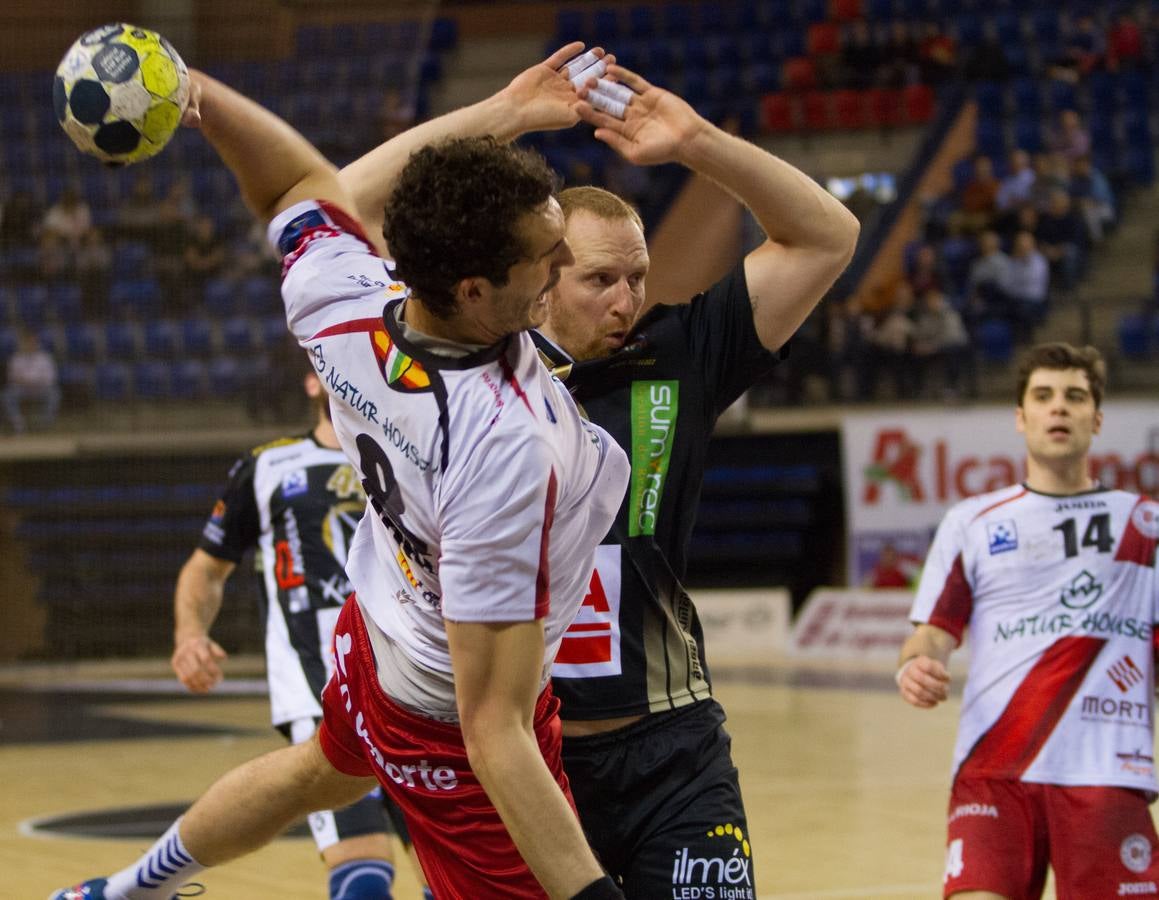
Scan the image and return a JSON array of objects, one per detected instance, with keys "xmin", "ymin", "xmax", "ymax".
[{"xmin": 54, "ymin": 23, "xmax": 189, "ymax": 166}]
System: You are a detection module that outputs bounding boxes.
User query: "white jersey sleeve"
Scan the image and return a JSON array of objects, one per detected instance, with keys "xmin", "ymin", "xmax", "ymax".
[
  {"xmin": 437, "ymin": 428, "xmax": 557, "ymax": 623},
  {"xmin": 268, "ymin": 199, "xmax": 407, "ymax": 342}
]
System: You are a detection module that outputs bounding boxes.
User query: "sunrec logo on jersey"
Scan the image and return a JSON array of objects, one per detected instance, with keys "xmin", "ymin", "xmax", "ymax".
[
  {"xmin": 628, "ymin": 381, "xmax": 678, "ymax": 537},
  {"xmin": 986, "ymin": 519, "xmax": 1018, "ymax": 554}
]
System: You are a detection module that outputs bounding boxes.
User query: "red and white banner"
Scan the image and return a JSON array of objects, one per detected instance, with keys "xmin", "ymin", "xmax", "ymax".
[
  {"xmin": 789, "ymin": 588, "xmax": 914, "ymax": 660},
  {"xmin": 841, "ymin": 403, "xmax": 1159, "ymax": 585}
]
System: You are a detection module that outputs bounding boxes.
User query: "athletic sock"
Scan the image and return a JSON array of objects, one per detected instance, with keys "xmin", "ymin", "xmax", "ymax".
[
  {"xmin": 104, "ymin": 818, "xmax": 205, "ymax": 900},
  {"xmin": 328, "ymin": 859, "xmax": 395, "ymax": 900}
]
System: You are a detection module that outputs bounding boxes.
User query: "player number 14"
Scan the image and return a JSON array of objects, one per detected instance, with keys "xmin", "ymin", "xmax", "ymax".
[{"xmin": 1053, "ymin": 513, "xmax": 1114, "ymax": 558}]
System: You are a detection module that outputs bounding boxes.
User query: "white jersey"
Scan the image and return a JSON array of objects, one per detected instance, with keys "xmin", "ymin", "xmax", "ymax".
[
  {"xmin": 910, "ymin": 483, "xmax": 1159, "ymax": 793},
  {"xmin": 269, "ymin": 200, "xmax": 629, "ymax": 710}
]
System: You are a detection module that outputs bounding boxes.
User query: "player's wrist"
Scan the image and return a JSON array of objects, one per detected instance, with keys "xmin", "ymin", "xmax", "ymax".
[
  {"xmin": 569, "ymin": 875, "xmax": 624, "ymax": 900},
  {"xmin": 894, "ymin": 656, "xmax": 918, "ymax": 687}
]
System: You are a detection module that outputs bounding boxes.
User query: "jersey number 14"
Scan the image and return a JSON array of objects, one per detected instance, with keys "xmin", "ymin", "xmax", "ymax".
[{"xmin": 1053, "ymin": 513, "xmax": 1114, "ymax": 558}]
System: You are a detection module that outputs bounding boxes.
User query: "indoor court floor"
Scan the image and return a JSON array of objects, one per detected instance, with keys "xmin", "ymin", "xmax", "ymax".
[{"xmin": 0, "ymin": 660, "xmax": 1071, "ymax": 898}]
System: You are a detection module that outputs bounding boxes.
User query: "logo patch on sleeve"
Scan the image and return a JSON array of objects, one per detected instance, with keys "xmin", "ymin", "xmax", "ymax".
[
  {"xmin": 278, "ymin": 208, "xmax": 329, "ymax": 257},
  {"xmin": 987, "ymin": 519, "xmax": 1018, "ymax": 554}
]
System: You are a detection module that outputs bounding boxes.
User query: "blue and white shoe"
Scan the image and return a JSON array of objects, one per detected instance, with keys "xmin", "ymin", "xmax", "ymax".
[{"xmin": 47, "ymin": 879, "xmax": 108, "ymax": 900}]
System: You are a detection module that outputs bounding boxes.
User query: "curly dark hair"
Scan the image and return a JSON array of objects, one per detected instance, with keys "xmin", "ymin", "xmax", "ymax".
[
  {"xmin": 383, "ymin": 137, "xmax": 558, "ymax": 318},
  {"xmin": 1016, "ymin": 342, "xmax": 1107, "ymax": 408}
]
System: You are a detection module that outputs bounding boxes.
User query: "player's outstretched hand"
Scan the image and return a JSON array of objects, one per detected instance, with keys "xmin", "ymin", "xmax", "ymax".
[
  {"xmin": 896, "ymin": 655, "xmax": 950, "ymax": 709},
  {"xmin": 499, "ymin": 43, "xmax": 614, "ymax": 135},
  {"xmin": 171, "ymin": 634, "xmax": 228, "ymax": 693},
  {"xmin": 576, "ymin": 64, "xmax": 709, "ymax": 167}
]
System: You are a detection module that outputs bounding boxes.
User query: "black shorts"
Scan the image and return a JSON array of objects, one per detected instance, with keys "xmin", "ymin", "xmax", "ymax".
[{"xmin": 561, "ymin": 698, "xmax": 756, "ymax": 899}]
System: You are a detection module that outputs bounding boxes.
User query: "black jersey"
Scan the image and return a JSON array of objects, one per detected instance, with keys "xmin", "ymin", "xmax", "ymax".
[
  {"xmin": 198, "ymin": 432, "xmax": 365, "ymax": 725},
  {"xmin": 537, "ymin": 262, "xmax": 781, "ymax": 718}
]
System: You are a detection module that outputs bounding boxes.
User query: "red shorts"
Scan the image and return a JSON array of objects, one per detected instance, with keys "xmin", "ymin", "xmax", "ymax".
[
  {"xmin": 318, "ymin": 596, "xmax": 571, "ymax": 900},
  {"xmin": 945, "ymin": 777, "xmax": 1159, "ymax": 900}
]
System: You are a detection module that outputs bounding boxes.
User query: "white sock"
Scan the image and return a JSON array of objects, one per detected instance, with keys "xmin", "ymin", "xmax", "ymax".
[{"xmin": 104, "ymin": 818, "xmax": 205, "ymax": 899}]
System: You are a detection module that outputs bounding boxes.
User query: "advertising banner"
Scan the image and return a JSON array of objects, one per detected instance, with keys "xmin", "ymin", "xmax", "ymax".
[{"xmin": 841, "ymin": 403, "xmax": 1159, "ymax": 585}]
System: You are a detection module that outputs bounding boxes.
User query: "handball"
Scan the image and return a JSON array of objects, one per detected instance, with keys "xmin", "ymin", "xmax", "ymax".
[{"xmin": 54, "ymin": 23, "xmax": 189, "ymax": 166}]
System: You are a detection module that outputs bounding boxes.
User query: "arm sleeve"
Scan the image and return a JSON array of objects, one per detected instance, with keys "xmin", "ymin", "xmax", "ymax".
[
  {"xmin": 196, "ymin": 454, "xmax": 262, "ymax": 564},
  {"xmin": 267, "ymin": 199, "xmax": 405, "ymax": 342},
  {"xmin": 675, "ymin": 261, "xmax": 785, "ymax": 416},
  {"xmin": 437, "ymin": 430, "xmax": 558, "ymax": 624},
  {"xmin": 909, "ymin": 505, "xmax": 974, "ymax": 645}
]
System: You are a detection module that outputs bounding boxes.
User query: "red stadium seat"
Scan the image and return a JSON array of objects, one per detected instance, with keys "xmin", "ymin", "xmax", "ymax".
[
  {"xmin": 803, "ymin": 90, "xmax": 832, "ymax": 129},
  {"xmin": 807, "ymin": 22, "xmax": 841, "ymax": 56},
  {"xmin": 903, "ymin": 83, "xmax": 936, "ymax": 123},
  {"xmin": 831, "ymin": 0, "xmax": 864, "ymax": 21},
  {"xmin": 834, "ymin": 89, "xmax": 866, "ymax": 128},
  {"xmin": 866, "ymin": 87, "xmax": 903, "ymax": 126},
  {"xmin": 760, "ymin": 92, "xmax": 795, "ymax": 131},
  {"xmin": 782, "ymin": 56, "xmax": 818, "ymax": 91}
]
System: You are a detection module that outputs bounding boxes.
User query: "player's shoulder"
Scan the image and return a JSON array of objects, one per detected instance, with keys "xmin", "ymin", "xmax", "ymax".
[
  {"xmin": 952, "ymin": 483, "xmax": 1029, "ymax": 524},
  {"xmin": 250, "ymin": 434, "xmax": 310, "ymax": 458}
]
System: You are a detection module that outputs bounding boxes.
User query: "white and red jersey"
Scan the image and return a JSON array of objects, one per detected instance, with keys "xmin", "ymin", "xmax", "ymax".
[
  {"xmin": 911, "ymin": 483, "xmax": 1159, "ymax": 793},
  {"xmin": 268, "ymin": 200, "xmax": 629, "ymax": 703}
]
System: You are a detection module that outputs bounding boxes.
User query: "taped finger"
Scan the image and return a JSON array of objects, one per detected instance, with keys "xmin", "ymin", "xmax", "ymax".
[
  {"xmin": 595, "ymin": 78, "xmax": 634, "ymax": 105},
  {"xmin": 587, "ymin": 87, "xmax": 627, "ymax": 120},
  {"xmin": 562, "ymin": 50, "xmax": 600, "ymax": 79},
  {"xmin": 569, "ymin": 58, "xmax": 608, "ymax": 88}
]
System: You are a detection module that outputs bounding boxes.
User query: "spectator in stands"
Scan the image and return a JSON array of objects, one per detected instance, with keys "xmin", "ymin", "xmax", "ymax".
[
  {"xmin": 0, "ymin": 191, "xmax": 41, "ymax": 249},
  {"xmin": 76, "ymin": 227, "xmax": 112, "ymax": 318},
  {"xmin": 41, "ymin": 186, "xmax": 92, "ymax": 250},
  {"xmin": 2, "ymin": 330, "xmax": 60, "ymax": 434},
  {"xmin": 950, "ymin": 155, "xmax": 1000, "ymax": 235},
  {"xmin": 966, "ymin": 229, "xmax": 1011, "ymax": 318},
  {"xmin": 918, "ymin": 22, "xmax": 957, "ymax": 84},
  {"xmin": 995, "ymin": 149, "xmax": 1036, "ymax": 218},
  {"xmin": 1036, "ymin": 188, "xmax": 1085, "ymax": 290},
  {"xmin": 1047, "ymin": 109, "xmax": 1092, "ymax": 162},
  {"xmin": 37, "ymin": 230, "xmax": 72, "ymax": 282},
  {"xmin": 377, "ymin": 86, "xmax": 416, "ymax": 142},
  {"xmin": 1000, "ymin": 230, "xmax": 1050, "ymax": 341},
  {"xmin": 862, "ymin": 281, "xmax": 916, "ymax": 399},
  {"xmin": 864, "ymin": 542, "xmax": 921, "ymax": 588},
  {"xmin": 159, "ymin": 177, "xmax": 199, "ymax": 233},
  {"xmin": 182, "ymin": 214, "xmax": 227, "ymax": 307},
  {"xmin": 912, "ymin": 288, "xmax": 974, "ymax": 399},
  {"xmin": 1108, "ymin": 11, "xmax": 1145, "ymax": 70},
  {"xmin": 1050, "ymin": 15, "xmax": 1105, "ymax": 83},
  {"xmin": 828, "ymin": 294, "xmax": 874, "ymax": 401},
  {"xmin": 1070, "ymin": 154, "xmax": 1116, "ymax": 242},
  {"xmin": 964, "ymin": 33, "xmax": 1011, "ymax": 82},
  {"xmin": 908, "ymin": 243, "xmax": 944, "ymax": 297},
  {"xmin": 117, "ymin": 174, "xmax": 165, "ymax": 245},
  {"xmin": 1029, "ymin": 152, "xmax": 1070, "ymax": 213},
  {"xmin": 879, "ymin": 21, "xmax": 921, "ymax": 88}
]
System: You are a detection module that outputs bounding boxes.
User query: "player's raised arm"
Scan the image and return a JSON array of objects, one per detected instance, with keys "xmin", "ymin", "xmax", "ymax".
[
  {"xmin": 339, "ymin": 43, "xmax": 608, "ymax": 246},
  {"xmin": 577, "ymin": 65, "xmax": 860, "ymax": 349},
  {"xmin": 183, "ymin": 70, "xmax": 356, "ymax": 226}
]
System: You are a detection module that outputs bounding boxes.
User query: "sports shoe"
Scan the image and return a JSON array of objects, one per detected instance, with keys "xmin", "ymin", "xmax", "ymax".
[{"xmin": 47, "ymin": 880, "xmax": 108, "ymax": 900}]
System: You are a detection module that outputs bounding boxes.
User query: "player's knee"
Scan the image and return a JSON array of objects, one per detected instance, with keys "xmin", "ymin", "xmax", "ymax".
[{"xmin": 327, "ymin": 857, "xmax": 395, "ymax": 900}]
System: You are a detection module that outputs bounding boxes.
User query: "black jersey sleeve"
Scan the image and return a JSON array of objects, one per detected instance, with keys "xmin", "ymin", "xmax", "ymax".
[
  {"xmin": 676, "ymin": 261, "xmax": 784, "ymax": 416},
  {"xmin": 196, "ymin": 453, "xmax": 261, "ymax": 563}
]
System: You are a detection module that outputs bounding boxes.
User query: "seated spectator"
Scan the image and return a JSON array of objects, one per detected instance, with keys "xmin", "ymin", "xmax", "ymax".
[
  {"xmin": 912, "ymin": 289, "xmax": 974, "ymax": 398},
  {"xmin": 37, "ymin": 231, "xmax": 72, "ymax": 281},
  {"xmin": 861, "ymin": 282, "xmax": 916, "ymax": 400},
  {"xmin": 0, "ymin": 191, "xmax": 42, "ymax": 249},
  {"xmin": 1049, "ymin": 15, "xmax": 1105, "ymax": 82},
  {"xmin": 1036, "ymin": 189, "xmax": 1085, "ymax": 290},
  {"xmin": 1000, "ymin": 230, "xmax": 1050, "ymax": 341},
  {"xmin": 1029, "ymin": 152, "xmax": 1070, "ymax": 212},
  {"xmin": 827, "ymin": 294, "xmax": 874, "ymax": 401},
  {"xmin": 1069, "ymin": 155, "xmax": 1115, "ymax": 242},
  {"xmin": 841, "ymin": 20, "xmax": 883, "ymax": 89},
  {"xmin": 117, "ymin": 174, "xmax": 165, "ymax": 245},
  {"xmin": 950, "ymin": 155, "xmax": 1000, "ymax": 235},
  {"xmin": 918, "ymin": 22, "xmax": 957, "ymax": 84},
  {"xmin": 995, "ymin": 149, "xmax": 1036, "ymax": 218},
  {"xmin": 879, "ymin": 21, "xmax": 920, "ymax": 88},
  {"xmin": 864, "ymin": 543, "xmax": 922, "ymax": 588},
  {"xmin": 181, "ymin": 214, "xmax": 227, "ymax": 308},
  {"xmin": 967, "ymin": 230, "xmax": 1011, "ymax": 318},
  {"xmin": 3, "ymin": 330, "xmax": 60, "ymax": 434},
  {"xmin": 1108, "ymin": 12, "xmax": 1144, "ymax": 70},
  {"xmin": 908, "ymin": 243, "xmax": 944, "ymax": 297},
  {"xmin": 76, "ymin": 227, "xmax": 112, "ymax": 317},
  {"xmin": 378, "ymin": 86, "xmax": 417, "ymax": 142},
  {"xmin": 41, "ymin": 187, "xmax": 92, "ymax": 250},
  {"xmin": 1047, "ymin": 109, "xmax": 1092, "ymax": 162}
]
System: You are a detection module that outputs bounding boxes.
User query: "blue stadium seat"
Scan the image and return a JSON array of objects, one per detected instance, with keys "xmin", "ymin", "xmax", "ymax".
[
  {"xmin": 797, "ymin": 0, "xmax": 828, "ymax": 24},
  {"xmin": 58, "ymin": 361, "xmax": 94, "ymax": 395},
  {"xmin": 1123, "ymin": 145, "xmax": 1155, "ymax": 186},
  {"xmin": 104, "ymin": 320, "xmax": 140, "ymax": 357},
  {"xmin": 48, "ymin": 283, "xmax": 83, "ymax": 319},
  {"xmin": 241, "ymin": 275, "xmax": 279, "ymax": 315},
  {"xmin": 698, "ymin": 2, "xmax": 727, "ymax": 33},
  {"xmin": 593, "ymin": 7, "xmax": 620, "ymax": 40},
  {"xmin": 1014, "ymin": 116, "xmax": 1044, "ymax": 152},
  {"xmin": 1118, "ymin": 313, "xmax": 1150, "ymax": 359},
  {"xmin": 992, "ymin": 11, "xmax": 1022, "ymax": 46},
  {"xmin": 1047, "ymin": 79, "xmax": 1077, "ymax": 113},
  {"xmin": 975, "ymin": 119, "xmax": 1007, "ymax": 158},
  {"xmin": 778, "ymin": 28, "xmax": 806, "ymax": 60},
  {"xmin": 977, "ymin": 319, "xmax": 1014, "ymax": 363},
  {"xmin": 1031, "ymin": 10, "xmax": 1060, "ymax": 44},
  {"xmin": 555, "ymin": 9, "xmax": 587, "ymax": 44},
  {"xmin": 133, "ymin": 361, "xmax": 170, "ymax": 399},
  {"xmin": 1010, "ymin": 78, "xmax": 1042, "ymax": 118},
  {"xmin": 429, "ymin": 16, "xmax": 459, "ymax": 51},
  {"xmin": 1088, "ymin": 71, "xmax": 1118, "ymax": 114},
  {"xmin": 628, "ymin": 5, "xmax": 656, "ymax": 38},
  {"xmin": 682, "ymin": 35, "xmax": 710, "ymax": 70},
  {"xmin": 112, "ymin": 241, "xmax": 151, "ymax": 279},
  {"xmin": 180, "ymin": 318, "xmax": 214, "ymax": 356},
  {"xmin": 207, "ymin": 357, "xmax": 242, "ymax": 397},
  {"xmin": 94, "ymin": 362, "xmax": 130, "ymax": 401},
  {"xmin": 203, "ymin": 277, "xmax": 236, "ymax": 317},
  {"xmin": 973, "ymin": 81, "xmax": 1004, "ymax": 117},
  {"xmin": 171, "ymin": 359, "xmax": 207, "ymax": 399},
  {"xmin": 0, "ymin": 327, "xmax": 16, "ymax": 361},
  {"xmin": 108, "ymin": 278, "xmax": 161, "ymax": 315},
  {"xmin": 15, "ymin": 285, "xmax": 49, "ymax": 326},
  {"xmin": 662, "ymin": 3, "xmax": 692, "ymax": 34},
  {"xmin": 259, "ymin": 316, "xmax": 290, "ymax": 347},
  {"xmin": 221, "ymin": 317, "xmax": 255, "ymax": 353},
  {"xmin": 64, "ymin": 321, "xmax": 101, "ymax": 361},
  {"xmin": 143, "ymin": 319, "xmax": 179, "ymax": 357},
  {"xmin": 37, "ymin": 326, "xmax": 62, "ymax": 356}
]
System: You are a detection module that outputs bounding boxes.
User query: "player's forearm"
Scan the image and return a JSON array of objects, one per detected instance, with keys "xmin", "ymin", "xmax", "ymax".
[
  {"xmin": 190, "ymin": 71, "xmax": 340, "ymax": 223},
  {"xmin": 465, "ymin": 724, "xmax": 607, "ymax": 898},
  {"xmin": 173, "ymin": 560, "xmax": 227, "ymax": 645},
  {"xmin": 676, "ymin": 125, "xmax": 859, "ymax": 256},
  {"xmin": 899, "ymin": 623, "xmax": 956, "ymax": 668}
]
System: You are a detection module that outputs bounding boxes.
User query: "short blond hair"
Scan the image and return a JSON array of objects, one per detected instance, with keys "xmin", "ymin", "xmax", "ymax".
[{"xmin": 558, "ymin": 186, "xmax": 645, "ymax": 233}]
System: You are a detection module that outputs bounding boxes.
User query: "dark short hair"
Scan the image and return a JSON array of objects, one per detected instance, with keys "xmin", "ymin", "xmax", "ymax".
[
  {"xmin": 1015, "ymin": 342, "xmax": 1107, "ymax": 408},
  {"xmin": 383, "ymin": 137, "xmax": 558, "ymax": 318}
]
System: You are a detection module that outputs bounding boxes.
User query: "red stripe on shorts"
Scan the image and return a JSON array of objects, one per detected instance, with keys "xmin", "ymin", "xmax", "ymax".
[{"xmin": 959, "ymin": 635, "xmax": 1106, "ymax": 779}]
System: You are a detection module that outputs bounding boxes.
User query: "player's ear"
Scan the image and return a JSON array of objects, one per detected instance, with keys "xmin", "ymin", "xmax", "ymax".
[
  {"xmin": 1092, "ymin": 407, "xmax": 1103, "ymax": 435},
  {"xmin": 455, "ymin": 276, "xmax": 490, "ymax": 309},
  {"xmin": 1015, "ymin": 404, "xmax": 1027, "ymax": 434},
  {"xmin": 303, "ymin": 371, "xmax": 322, "ymax": 399}
]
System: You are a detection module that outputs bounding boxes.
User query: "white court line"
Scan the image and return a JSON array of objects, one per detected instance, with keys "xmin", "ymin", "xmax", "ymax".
[
  {"xmin": 764, "ymin": 884, "xmax": 931, "ymax": 899},
  {"xmin": 13, "ymin": 678, "xmax": 268, "ymax": 694}
]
